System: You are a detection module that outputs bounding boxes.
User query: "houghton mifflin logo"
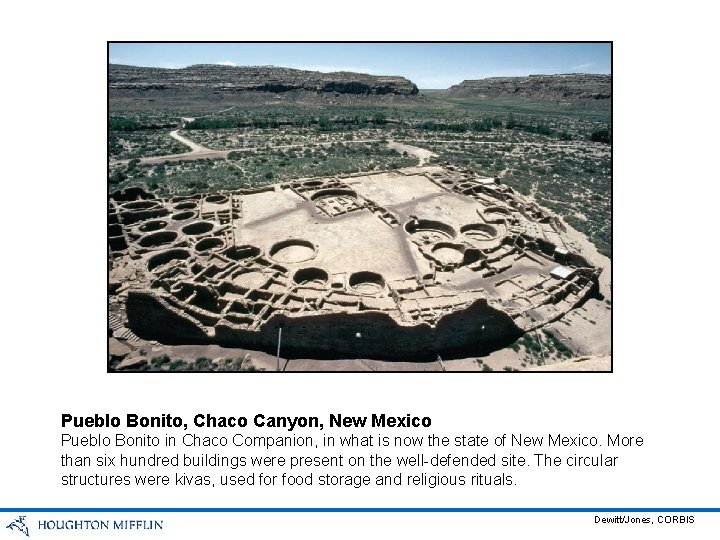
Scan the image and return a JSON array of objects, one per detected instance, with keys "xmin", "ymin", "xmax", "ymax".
[{"xmin": 5, "ymin": 516, "xmax": 29, "ymax": 537}]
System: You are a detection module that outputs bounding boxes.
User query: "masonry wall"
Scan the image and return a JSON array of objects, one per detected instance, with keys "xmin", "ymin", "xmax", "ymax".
[{"xmin": 127, "ymin": 291, "xmax": 519, "ymax": 360}]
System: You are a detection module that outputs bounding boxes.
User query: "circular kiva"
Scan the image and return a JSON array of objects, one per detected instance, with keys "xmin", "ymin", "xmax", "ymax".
[
  {"xmin": 404, "ymin": 219, "xmax": 457, "ymax": 243},
  {"xmin": 171, "ymin": 211, "xmax": 196, "ymax": 221},
  {"xmin": 431, "ymin": 242, "xmax": 466, "ymax": 265},
  {"xmin": 138, "ymin": 230, "xmax": 177, "ymax": 248},
  {"xmin": 121, "ymin": 200, "xmax": 161, "ymax": 210},
  {"xmin": 173, "ymin": 201, "xmax": 198, "ymax": 210},
  {"xmin": 224, "ymin": 245, "xmax": 261, "ymax": 261},
  {"xmin": 310, "ymin": 188, "xmax": 357, "ymax": 202},
  {"xmin": 195, "ymin": 237, "xmax": 224, "ymax": 252},
  {"xmin": 460, "ymin": 223, "xmax": 499, "ymax": 241},
  {"xmin": 349, "ymin": 271, "xmax": 386, "ymax": 295},
  {"xmin": 232, "ymin": 270, "xmax": 269, "ymax": 289},
  {"xmin": 205, "ymin": 194, "xmax": 228, "ymax": 204},
  {"xmin": 457, "ymin": 182, "xmax": 478, "ymax": 191},
  {"xmin": 147, "ymin": 248, "xmax": 190, "ymax": 272},
  {"xmin": 181, "ymin": 221, "xmax": 214, "ymax": 236},
  {"xmin": 138, "ymin": 219, "xmax": 167, "ymax": 233},
  {"xmin": 269, "ymin": 239, "xmax": 317, "ymax": 264},
  {"xmin": 293, "ymin": 267, "xmax": 329, "ymax": 286},
  {"xmin": 483, "ymin": 206, "xmax": 512, "ymax": 221}
]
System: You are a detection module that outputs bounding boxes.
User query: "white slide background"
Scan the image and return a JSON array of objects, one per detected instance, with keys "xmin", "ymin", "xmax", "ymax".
[{"xmin": 1, "ymin": 1, "xmax": 719, "ymax": 538}]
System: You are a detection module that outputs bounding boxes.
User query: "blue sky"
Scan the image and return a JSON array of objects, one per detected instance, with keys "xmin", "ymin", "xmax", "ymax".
[{"xmin": 109, "ymin": 43, "xmax": 611, "ymax": 89}]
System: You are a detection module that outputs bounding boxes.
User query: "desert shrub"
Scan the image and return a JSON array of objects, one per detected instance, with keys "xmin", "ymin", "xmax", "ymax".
[
  {"xmin": 590, "ymin": 128, "xmax": 611, "ymax": 144},
  {"xmin": 194, "ymin": 357, "xmax": 212, "ymax": 370},
  {"xmin": 150, "ymin": 355, "xmax": 170, "ymax": 367},
  {"xmin": 110, "ymin": 117, "xmax": 140, "ymax": 131}
]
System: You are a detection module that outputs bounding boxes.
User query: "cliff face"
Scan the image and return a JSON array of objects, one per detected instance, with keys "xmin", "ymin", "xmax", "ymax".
[
  {"xmin": 445, "ymin": 74, "xmax": 611, "ymax": 102},
  {"xmin": 109, "ymin": 64, "xmax": 419, "ymax": 97}
]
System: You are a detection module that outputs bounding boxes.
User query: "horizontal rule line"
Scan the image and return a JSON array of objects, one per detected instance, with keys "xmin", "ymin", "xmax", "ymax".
[{"xmin": 2, "ymin": 508, "xmax": 720, "ymax": 513}]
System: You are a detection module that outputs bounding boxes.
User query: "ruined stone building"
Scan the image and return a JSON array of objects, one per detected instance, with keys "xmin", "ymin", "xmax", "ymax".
[{"xmin": 108, "ymin": 165, "xmax": 599, "ymax": 359}]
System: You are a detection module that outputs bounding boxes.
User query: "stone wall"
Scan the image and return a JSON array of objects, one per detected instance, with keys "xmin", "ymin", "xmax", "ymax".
[{"xmin": 129, "ymin": 290, "xmax": 518, "ymax": 360}]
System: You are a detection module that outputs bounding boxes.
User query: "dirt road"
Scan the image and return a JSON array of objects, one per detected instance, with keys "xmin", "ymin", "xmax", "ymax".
[
  {"xmin": 388, "ymin": 141, "xmax": 437, "ymax": 165},
  {"xmin": 169, "ymin": 130, "xmax": 213, "ymax": 153}
]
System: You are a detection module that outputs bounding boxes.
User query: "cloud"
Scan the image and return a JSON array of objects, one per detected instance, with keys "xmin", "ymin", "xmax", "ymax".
[
  {"xmin": 572, "ymin": 62, "xmax": 595, "ymax": 71},
  {"xmin": 216, "ymin": 60, "xmax": 238, "ymax": 66}
]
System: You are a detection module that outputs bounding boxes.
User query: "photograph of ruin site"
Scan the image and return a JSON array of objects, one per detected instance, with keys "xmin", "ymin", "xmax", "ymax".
[{"xmin": 108, "ymin": 42, "xmax": 612, "ymax": 372}]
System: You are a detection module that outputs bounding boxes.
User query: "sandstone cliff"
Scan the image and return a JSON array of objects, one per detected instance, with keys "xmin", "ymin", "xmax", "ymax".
[
  {"xmin": 110, "ymin": 64, "xmax": 419, "ymax": 100},
  {"xmin": 445, "ymin": 74, "xmax": 611, "ymax": 102}
]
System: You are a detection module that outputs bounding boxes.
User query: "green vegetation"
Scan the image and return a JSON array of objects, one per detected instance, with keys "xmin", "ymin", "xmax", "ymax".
[
  {"xmin": 150, "ymin": 355, "xmax": 170, "ymax": 368},
  {"xmin": 507, "ymin": 328, "xmax": 575, "ymax": 366},
  {"xmin": 120, "ymin": 354, "xmax": 264, "ymax": 372},
  {"xmin": 109, "ymin": 117, "xmax": 140, "ymax": 131},
  {"xmin": 193, "ymin": 357, "xmax": 212, "ymax": 370},
  {"xmin": 109, "ymin": 93, "xmax": 610, "ymax": 256},
  {"xmin": 590, "ymin": 127, "xmax": 611, "ymax": 144},
  {"xmin": 169, "ymin": 359, "xmax": 186, "ymax": 371},
  {"xmin": 474, "ymin": 359, "xmax": 494, "ymax": 372},
  {"xmin": 541, "ymin": 329, "xmax": 574, "ymax": 359},
  {"xmin": 421, "ymin": 92, "xmax": 611, "ymax": 121},
  {"xmin": 187, "ymin": 117, "xmax": 252, "ymax": 130},
  {"xmin": 184, "ymin": 112, "xmax": 391, "ymax": 131},
  {"xmin": 109, "ymin": 129, "xmax": 188, "ymax": 161},
  {"xmin": 112, "ymin": 141, "xmax": 415, "ymax": 196}
]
